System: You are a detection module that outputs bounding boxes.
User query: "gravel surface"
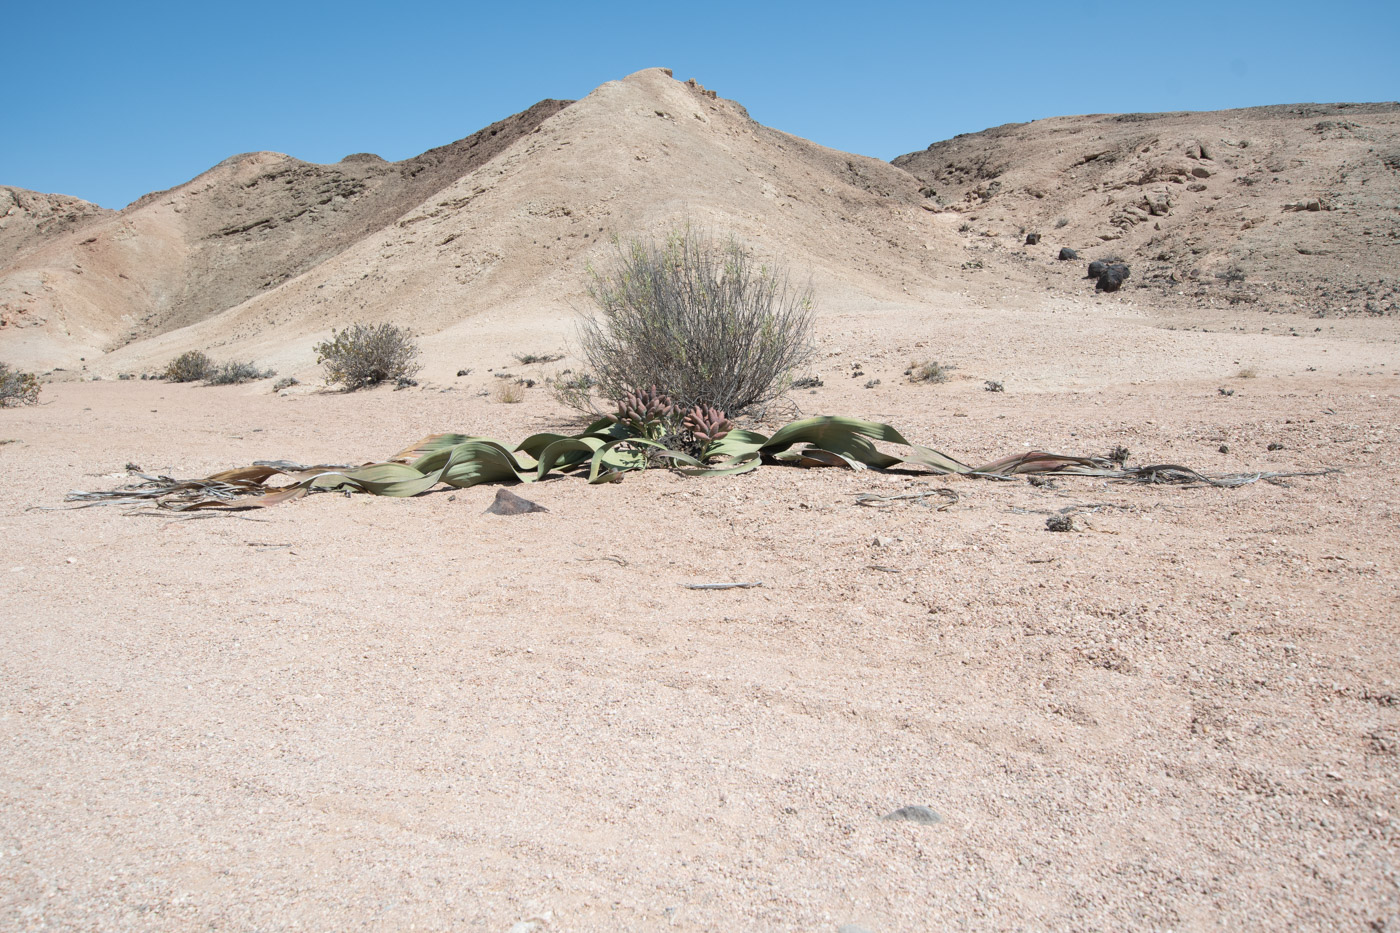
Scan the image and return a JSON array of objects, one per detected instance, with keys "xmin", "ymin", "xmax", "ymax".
[{"xmin": 2, "ymin": 291, "xmax": 1397, "ymax": 931}]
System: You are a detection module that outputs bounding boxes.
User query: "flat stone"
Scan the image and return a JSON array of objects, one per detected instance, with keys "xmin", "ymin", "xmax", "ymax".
[
  {"xmin": 485, "ymin": 488, "xmax": 549, "ymax": 515},
  {"xmin": 882, "ymin": 805, "xmax": 943, "ymax": 825}
]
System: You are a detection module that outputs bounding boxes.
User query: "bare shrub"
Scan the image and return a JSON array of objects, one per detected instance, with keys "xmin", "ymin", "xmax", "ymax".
[
  {"xmin": 163, "ymin": 350, "xmax": 214, "ymax": 382},
  {"xmin": 0, "ymin": 363, "xmax": 40, "ymax": 407},
  {"xmin": 493, "ymin": 380, "xmax": 524, "ymax": 403},
  {"xmin": 314, "ymin": 323, "xmax": 421, "ymax": 391},
  {"xmin": 207, "ymin": 361, "xmax": 276, "ymax": 385},
  {"xmin": 577, "ymin": 227, "xmax": 815, "ymax": 417}
]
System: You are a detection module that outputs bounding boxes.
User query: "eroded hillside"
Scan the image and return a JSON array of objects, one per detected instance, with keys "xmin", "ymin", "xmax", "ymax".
[
  {"xmin": 894, "ymin": 102, "xmax": 1400, "ymax": 315},
  {"xmin": 0, "ymin": 187, "xmax": 111, "ymax": 268},
  {"xmin": 0, "ymin": 99, "xmax": 570, "ymax": 368}
]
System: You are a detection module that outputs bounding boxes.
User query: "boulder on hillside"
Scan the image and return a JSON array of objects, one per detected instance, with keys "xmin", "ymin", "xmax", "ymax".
[{"xmin": 1096, "ymin": 263, "xmax": 1131, "ymax": 292}]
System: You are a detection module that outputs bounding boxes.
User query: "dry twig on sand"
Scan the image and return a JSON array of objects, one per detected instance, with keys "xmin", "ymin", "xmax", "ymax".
[
  {"xmin": 1114, "ymin": 464, "xmax": 1340, "ymax": 487},
  {"xmin": 855, "ymin": 487, "xmax": 960, "ymax": 509}
]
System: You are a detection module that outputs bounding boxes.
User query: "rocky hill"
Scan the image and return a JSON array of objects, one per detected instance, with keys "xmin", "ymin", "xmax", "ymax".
[
  {"xmin": 2, "ymin": 71, "xmax": 1395, "ymax": 378},
  {"xmin": 0, "ymin": 69, "xmax": 944, "ymax": 375},
  {"xmin": 0, "ymin": 99, "xmax": 571, "ymax": 369},
  {"xmin": 893, "ymin": 102, "xmax": 1400, "ymax": 315}
]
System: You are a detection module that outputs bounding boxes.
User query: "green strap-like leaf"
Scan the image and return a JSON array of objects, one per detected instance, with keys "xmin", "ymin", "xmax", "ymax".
[
  {"xmin": 75, "ymin": 413, "xmax": 1247, "ymax": 511},
  {"xmin": 706, "ymin": 416, "xmax": 973, "ymax": 473}
]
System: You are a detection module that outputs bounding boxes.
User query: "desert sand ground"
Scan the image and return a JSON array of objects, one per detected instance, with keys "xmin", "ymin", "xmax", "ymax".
[{"xmin": 2, "ymin": 288, "xmax": 1398, "ymax": 931}]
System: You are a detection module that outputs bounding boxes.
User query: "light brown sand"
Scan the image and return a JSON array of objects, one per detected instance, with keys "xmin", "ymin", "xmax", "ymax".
[{"xmin": 2, "ymin": 290, "xmax": 1397, "ymax": 931}]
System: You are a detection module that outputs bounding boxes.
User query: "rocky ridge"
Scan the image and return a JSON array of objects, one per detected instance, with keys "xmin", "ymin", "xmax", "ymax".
[
  {"xmin": 0, "ymin": 187, "xmax": 112, "ymax": 268},
  {"xmin": 894, "ymin": 102, "xmax": 1400, "ymax": 315}
]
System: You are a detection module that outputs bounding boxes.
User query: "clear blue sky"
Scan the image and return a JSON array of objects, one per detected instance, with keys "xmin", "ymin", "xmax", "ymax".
[{"xmin": 4, "ymin": 0, "xmax": 1396, "ymax": 209}]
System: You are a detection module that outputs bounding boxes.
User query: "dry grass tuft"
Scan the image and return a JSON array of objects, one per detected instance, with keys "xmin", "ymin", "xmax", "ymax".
[
  {"xmin": 208, "ymin": 361, "xmax": 275, "ymax": 385},
  {"xmin": 907, "ymin": 359, "xmax": 955, "ymax": 384}
]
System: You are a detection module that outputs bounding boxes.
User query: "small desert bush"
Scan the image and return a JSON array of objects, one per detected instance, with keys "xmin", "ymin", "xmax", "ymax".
[
  {"xmin": 207, "ymin": 361, "xmax": 276, "ymax": 385},
  {"xmin": 314, "ymin": 322, "xmax": 421, "ymax": 390},
  {"xmin": 163, "ymin": 350, "xmax": 215, "ymax": 382},
  {"xmin": 1236, "ymin": 367, "xmax": 1258, "ymax": 379},
  {"xmin": 907, "ymin": 359, "xmax": 955, "ymax": 384},
  {"xmin": 0, "ymin": 363, "xmax": 40, "ymax": 407},
  {"xmin": 514, "ymin": 352, "xmax": 564, "ymax": 365},
  {"xmin": 273, "ymin": 376, "xmax": 299, "ymax": 392},
  {"xmin": 576, "ymin": 226, "xmax": 815, "ymax": 417},
  {"xmin": 493, "ymin": 380, "xmax": 525, "ymax": 404}
]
